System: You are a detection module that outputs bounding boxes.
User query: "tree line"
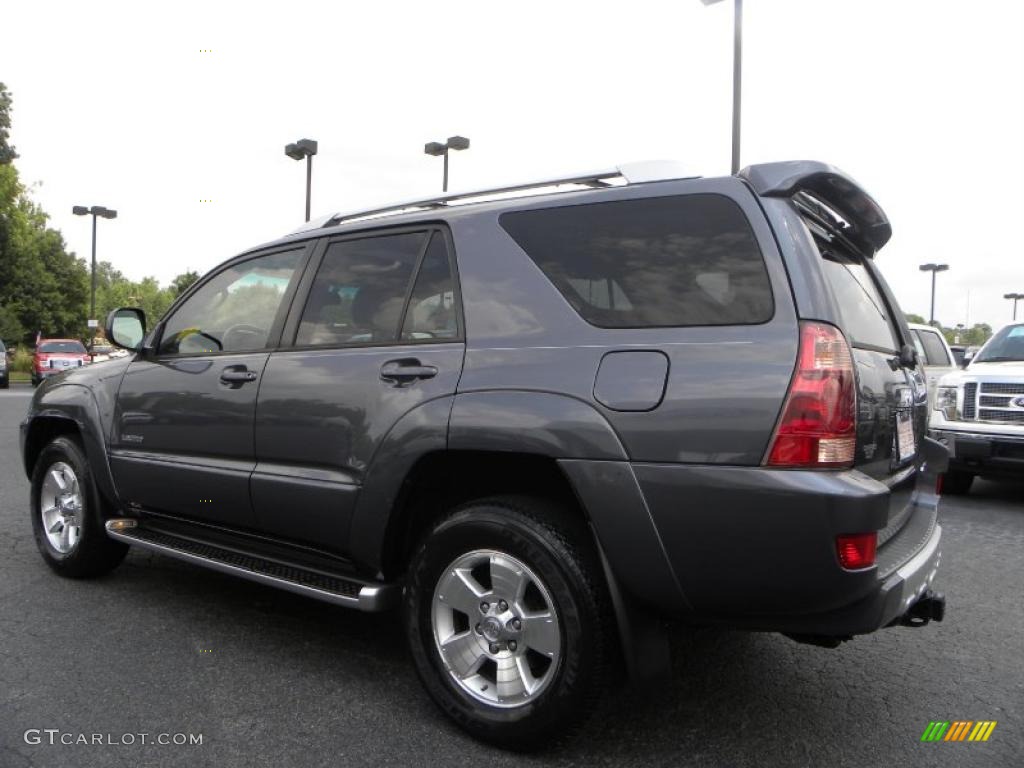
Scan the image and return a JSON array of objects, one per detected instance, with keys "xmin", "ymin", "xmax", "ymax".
[{"xmin": 0, "ymin": 82, "xmax": 197, "ymax": 347}]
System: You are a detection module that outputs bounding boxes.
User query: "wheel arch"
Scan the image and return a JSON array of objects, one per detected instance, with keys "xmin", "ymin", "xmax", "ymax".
[{"xmin": 22, "ymin": 385, "xmax": 120, "ymax": 513}]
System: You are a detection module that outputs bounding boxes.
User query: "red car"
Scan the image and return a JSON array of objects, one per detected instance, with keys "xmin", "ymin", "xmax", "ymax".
[{"xmin": 32, "ymin": 339, "xmax": 90, "ymax": 387}]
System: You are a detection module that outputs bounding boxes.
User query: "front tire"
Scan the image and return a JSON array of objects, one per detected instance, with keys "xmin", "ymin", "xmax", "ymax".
[
  {"xmin": 405, "ymin": 496, "xmax": 612, "ymax": 750},
  {"xmin": 30, "ymin": 435, "xmax": 128, "ymax": 578},
  {"xmin": 941, "ymin": 469, "xmax": 974, "ymax": 495}
]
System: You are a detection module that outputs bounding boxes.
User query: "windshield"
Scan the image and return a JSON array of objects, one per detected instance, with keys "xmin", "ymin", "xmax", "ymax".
[
  {"xmin": 39, "ymin": 341, "xmax": 87, "ymax": 354},
  {"xmin": 973, "ymin": 324, "xmax": 1024, "ymax": 363}
]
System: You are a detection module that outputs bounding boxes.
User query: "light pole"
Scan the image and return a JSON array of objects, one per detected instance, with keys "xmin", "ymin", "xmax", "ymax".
[
  {"xmin": 424, "ymin": 136, "xmax": 470, "ymax": 192},
  {"xmin": 701, "ymin": 0, "xmax": 742, "ymax": 174},
  {"xmin": 918, "ymin": 263, "xmax": 949, "ymax": 325},
  {"xmin": 72, "ymin": 205, "xmax": 117, "ymax": 334},
  {"xmin": 284, "ymin": 138, "xmax": 318, "ymax": 222},
  {"xmin": 1005, "ymin": 292, "xmax": 1024, "ymax": 321}
]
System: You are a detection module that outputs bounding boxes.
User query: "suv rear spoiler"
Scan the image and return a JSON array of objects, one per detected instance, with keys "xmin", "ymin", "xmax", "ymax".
[{"xmin": 740, "ymin": 161, "xmax": 892, "ymax": 256}]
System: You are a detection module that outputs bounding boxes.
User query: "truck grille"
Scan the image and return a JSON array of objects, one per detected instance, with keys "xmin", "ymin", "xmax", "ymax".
[
  {"xmin": 979, "ymin": 409, "xmax": 1024, "ymax": 424},
  {"xmin": 963, "ymin": 383, "xmax": 977, "ymax": 420},
  {"xmin": 973, "ymin": 382, "xmax": 1024, "ymax": 424}
]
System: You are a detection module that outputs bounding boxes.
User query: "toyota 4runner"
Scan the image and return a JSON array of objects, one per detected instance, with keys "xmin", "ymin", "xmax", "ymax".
[{"xmin": 20, "ymin": 160, "xmax": 948, "ymax": 748}]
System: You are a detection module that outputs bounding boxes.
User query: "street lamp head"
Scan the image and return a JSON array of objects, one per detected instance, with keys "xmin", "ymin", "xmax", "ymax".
[
  {"xmin": 98, "ymin": 207, "xmax": 117, "ymax": 220},
  {"xmin": 446, "ymin": 135, "xmax": 470, "ymax": 151},
  {"xmin": 284, "ymin": 139, "xmax": 317, "ymax": 161},
  {"xmin": 424, "ymin": 141, "xmax": 446, "ymax": 157},
  {"xmin": 72, "ymin": 205, "xmax": 89, "ymax": 216},
  {"xmin": 919, "ymin": 263, "xmax": 949, "ymax": 273},
  {"xmin": 935, "ymin": 264, "xmax": 949, "ymax": 273},
  {"xmin": 1005, "ymin": 292, "xmax": 1024, "ymax": 300}
]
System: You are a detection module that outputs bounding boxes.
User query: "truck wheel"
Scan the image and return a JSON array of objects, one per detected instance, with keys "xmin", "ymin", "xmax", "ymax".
[
  {"xmin": 940, "ymin": 469, "xmax": 974, "ymax": 495},
  {"xmin": 405, "ymin": 496, "xmax": 611, "ymax": 750},
  {"xmin": 30, "ymin": 436, "xmax": 128, "ymax": 578}
]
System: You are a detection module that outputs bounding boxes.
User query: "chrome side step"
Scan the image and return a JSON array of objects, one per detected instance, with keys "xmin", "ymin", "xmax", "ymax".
[{"xmin": 105, "ymin": 519, "xmax": 397, "ymax": 612}]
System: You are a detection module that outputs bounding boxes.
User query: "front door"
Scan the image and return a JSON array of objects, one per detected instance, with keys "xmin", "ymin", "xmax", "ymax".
[
  {"xmin": 252, "ymin": 229, "xmax": 464, "ymax": 553},
  {"xmin": 110, "ymin": 246, "xmax": 308, "ymax": 530}
]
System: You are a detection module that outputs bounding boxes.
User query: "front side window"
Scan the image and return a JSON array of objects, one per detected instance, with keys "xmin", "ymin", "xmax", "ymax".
[
  {"xmin": 499, "ymin": 194, "xmax": 773, "ymax": 328},
  {"xmin": 917, "ymin": 329, "xmax": 951, "ymax": 366},
  {"xmin": 296, "ymin": 232, "xmax": 428, "ymax": 346},
  {"xmin": 158, "ymin": 249, "xmax": 302, "ymax": 355}
]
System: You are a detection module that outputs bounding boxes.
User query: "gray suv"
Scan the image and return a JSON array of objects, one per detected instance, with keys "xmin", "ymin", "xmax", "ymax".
[{"xmin": 20, "ymin": 160, "xmax": 947, "ymax": 748}]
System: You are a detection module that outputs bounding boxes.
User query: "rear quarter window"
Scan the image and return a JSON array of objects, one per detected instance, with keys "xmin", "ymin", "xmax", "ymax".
[{"xmin": 499, "ymin": 194, "xmax": 774, "ymax": 328}]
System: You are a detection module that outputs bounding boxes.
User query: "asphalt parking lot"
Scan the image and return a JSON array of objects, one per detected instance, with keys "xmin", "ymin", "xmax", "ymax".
[{"xmin": 0, "ymin": 383, "xmax": 1020, "ymax": 768}]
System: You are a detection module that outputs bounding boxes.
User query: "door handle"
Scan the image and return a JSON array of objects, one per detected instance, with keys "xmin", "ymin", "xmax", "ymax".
[
  {"xmin": 220, "ymin": 367, "xmax": 258, "ymax": 384},
  {"xmin": 380, "ymin": 359, "xmax": 438, "ymax": 385}
]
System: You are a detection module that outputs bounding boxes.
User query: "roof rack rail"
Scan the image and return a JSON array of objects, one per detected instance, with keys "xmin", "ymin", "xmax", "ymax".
[{"xmin": 290, "ymin": 160, "xmax": 698, "ymax": 234}]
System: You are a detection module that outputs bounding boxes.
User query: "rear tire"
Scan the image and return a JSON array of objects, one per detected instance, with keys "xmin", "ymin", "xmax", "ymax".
[
  {"xmin": 941, "ymin": 469, "xmax": 974, "ymax": 495},
  {"xmin": 30, "ymin": 435, "xmax": 128, "ymax": 578},
  {"xmin": 404, "ymin": 496, "xmax": 612, "ymax": 750}
]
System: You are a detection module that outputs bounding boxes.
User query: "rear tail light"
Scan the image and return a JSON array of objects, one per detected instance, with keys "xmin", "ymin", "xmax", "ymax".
[
  {"xmin": 836, "ymin": 533, "xmax": 877, "ymax": 569},
  {"xmin": 766, "ymin": 321, "xmax": 856, "ymax": 468}
]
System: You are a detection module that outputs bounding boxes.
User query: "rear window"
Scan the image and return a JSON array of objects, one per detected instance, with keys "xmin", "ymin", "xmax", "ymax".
[
  {"xmin": 38, "ymin": 341, "xmax": 87, "ymax": 354},
  {"xmin": 500, "ymin": 194, "xmax": 773, "ymax": 328},
  {"xmin": 811, "ymin": 232, "xmax": 898, "ymax": 351},
  {"xmin": 916, "ymin": 329, "xmax": 951, "ymax": 366}
]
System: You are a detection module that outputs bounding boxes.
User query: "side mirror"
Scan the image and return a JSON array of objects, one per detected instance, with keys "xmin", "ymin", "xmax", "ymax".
[
  {"xmin": 899, "ymin": 343, "xmax": 918, "ymax": 369},
  {"xmin": 105, "ymin": 307, "xmax": 146, "ymax": 351}
]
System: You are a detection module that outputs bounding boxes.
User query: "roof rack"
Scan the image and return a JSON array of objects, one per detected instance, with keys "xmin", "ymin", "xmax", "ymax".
[{"xmin": 290, "ymin": 160, "xmax": 699, "ymax": 234}]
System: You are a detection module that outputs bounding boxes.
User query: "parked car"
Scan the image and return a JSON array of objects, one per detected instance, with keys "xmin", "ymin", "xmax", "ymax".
[
  {"xmin": 930, "ymin": 321, "xmax": 1024, "ymax": 494},
  {"xmin": 0, "ymin": 339, "xmax": 8, "ymax": 389},
  {"xmin": 908, "ymin": 322, "xmax": 956, "ymax": 407},
  {"xmin": 31, "ymin": 339, "xmax": 90, "ymax": 387},
  {"xmin": 88, "ymin": 344, "xmax": 116, "ymax": 363},
  {"xmin": 948, "ymin": 344, "xmax": 968, "ymax": 367},
  {"xmin": 20, "ymin": 160, "xmax": 947, "ymax": 748}
]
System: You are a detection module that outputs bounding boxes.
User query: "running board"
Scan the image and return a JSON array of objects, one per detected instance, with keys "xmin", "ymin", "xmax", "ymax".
[{"xmin": 105, "ymin": 519, "xmax": 397, "ymax": 612}]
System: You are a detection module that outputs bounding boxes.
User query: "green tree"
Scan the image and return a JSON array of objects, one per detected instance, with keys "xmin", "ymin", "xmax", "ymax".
[
  {"xmin": 170, "ymin": 270, "xmax": 200, "ymax": 299},
  {"xmin": 0, "ymin": 82, "xmax": 16, "ymax": 164},
  {"xmin": 0, "ymin": 303, "xmax": 23, "ymax": 342},
  {"xmin": 904, "ymin": 312, "xmax": 927, "ymax": 325},
  {"xmin": 0, "ymin": 84, "xmax": 89, "ymax": 343}
]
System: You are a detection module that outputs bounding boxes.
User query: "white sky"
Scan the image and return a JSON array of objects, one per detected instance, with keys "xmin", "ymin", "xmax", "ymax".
[{"xmin": 2, "ymin": 0, "xmax": 1022, "ymax": 330}]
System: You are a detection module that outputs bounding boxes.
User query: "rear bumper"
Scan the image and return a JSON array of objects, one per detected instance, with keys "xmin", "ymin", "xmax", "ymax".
[
  {"xmin": 563, "ymin": 438, "xmax": 948, "ymax": 637},
  {"xmin": 930, "ymin": 427, "xmax": 1024, "ymax": 478}
]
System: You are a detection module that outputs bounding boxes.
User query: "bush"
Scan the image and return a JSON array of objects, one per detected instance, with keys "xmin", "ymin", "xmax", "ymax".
[{"xmin": 12, "ymin": 347, "xmax": 33, "ymax": 373}]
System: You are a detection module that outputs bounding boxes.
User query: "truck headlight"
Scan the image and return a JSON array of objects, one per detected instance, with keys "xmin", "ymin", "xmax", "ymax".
[{"xmin": 935, "ymin": 386, "xmax": 958, "ymax": 420}]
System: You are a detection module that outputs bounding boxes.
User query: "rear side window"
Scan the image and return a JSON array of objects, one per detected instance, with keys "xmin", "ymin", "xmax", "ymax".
[
  {"xmin": 296, "ymin": 232, "xmax": 428, "ymax": 347},
  {"xmin": 916, "ymin": 329, "xmax": 951, "ymax": 366},
  {"xmin": 500, "ymin": 194, "xmax": 773, "ymax": 328},
  {"xmin": 813, "ymin": 234, "xmax": 898, "ymax": 351}
]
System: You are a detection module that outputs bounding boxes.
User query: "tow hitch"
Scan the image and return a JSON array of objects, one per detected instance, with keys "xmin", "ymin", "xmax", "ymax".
[{"xmin": 899, "ymin": 589, "xmax": 946, "ymax": 627}]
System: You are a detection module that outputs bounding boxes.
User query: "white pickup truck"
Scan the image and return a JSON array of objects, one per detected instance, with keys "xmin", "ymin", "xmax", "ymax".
[{"xmin": 929, "ymin": 322, "xmax": 1024, "ymax": 494}]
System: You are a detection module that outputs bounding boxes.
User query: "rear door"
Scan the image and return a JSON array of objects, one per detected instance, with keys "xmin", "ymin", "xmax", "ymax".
[
  {"xmin": 804, "ymin": 219, "xmax": 926, "ymax": 499},
  {"xmin": 252, "ymin": 227, "xmax": 464, "ymax": 555}
]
